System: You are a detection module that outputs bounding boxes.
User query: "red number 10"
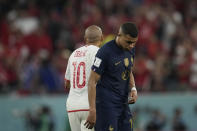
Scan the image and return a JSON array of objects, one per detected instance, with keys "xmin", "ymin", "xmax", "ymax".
[{"xmin": 72, "ymin": 62, "xmax": 86, "ymax": 88}]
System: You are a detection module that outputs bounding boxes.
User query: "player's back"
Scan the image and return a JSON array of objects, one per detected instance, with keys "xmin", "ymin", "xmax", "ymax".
[{"xmin": 65, "ymin": 45, "xmax": 99, "ymax": 112}]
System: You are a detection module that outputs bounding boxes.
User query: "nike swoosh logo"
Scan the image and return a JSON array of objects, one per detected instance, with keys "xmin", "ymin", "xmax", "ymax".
[{"xmin": 115, "ymin": 61, "xmax": 121, "ymax": 66}]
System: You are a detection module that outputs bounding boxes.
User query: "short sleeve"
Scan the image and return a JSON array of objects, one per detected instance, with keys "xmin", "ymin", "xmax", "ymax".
[
  {"xmin": 65, "ymin": 58, "xmax": 71, "ymax": 81},
  {"xmin": 91, "ymin": 47, "xmax": 108, "ymax": 75},
  {"xmin": 87, "ymin": 46, "xmax": 99, "ymax": 69}
]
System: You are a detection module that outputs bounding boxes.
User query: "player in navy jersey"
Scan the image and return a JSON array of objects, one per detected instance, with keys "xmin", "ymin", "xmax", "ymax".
[{"xmin": 85, "ymin": 22, "xmax": 138, "ymax": 131}]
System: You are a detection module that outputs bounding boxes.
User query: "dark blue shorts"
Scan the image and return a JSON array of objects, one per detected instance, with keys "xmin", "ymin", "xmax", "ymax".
[{"xmin": 95, "ymin": 104, "xmax": 133, "ymax": 131}]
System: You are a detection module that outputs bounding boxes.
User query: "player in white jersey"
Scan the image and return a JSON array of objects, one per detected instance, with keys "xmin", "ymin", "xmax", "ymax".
[{"xmin": 65, "ymin": 25, "xmax": 103, "ymax": 131}]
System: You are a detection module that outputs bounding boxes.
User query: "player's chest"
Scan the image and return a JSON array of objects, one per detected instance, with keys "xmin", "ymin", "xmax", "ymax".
[{"xmin": 107, "ymin": 53, "xmax": 133, "ymax": 72}]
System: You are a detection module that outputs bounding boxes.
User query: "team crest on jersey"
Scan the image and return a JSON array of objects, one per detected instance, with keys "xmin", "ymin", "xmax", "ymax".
[
  {"xmin": 109, "ymin": 125, "xmax": 114, "ymax": 131},
  {"xmin": 124, "ymin": 58, "xmax": 129, "ymax": 67}
]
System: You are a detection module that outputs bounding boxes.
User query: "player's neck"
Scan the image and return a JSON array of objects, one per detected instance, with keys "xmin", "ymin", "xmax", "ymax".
[
  {"xmin": 86, "ymin": 42, "xmax": 100, "ymax": 47},
  {"xmin": 115, "ymin": 37, "xmax": 123, "ymax": 49}
]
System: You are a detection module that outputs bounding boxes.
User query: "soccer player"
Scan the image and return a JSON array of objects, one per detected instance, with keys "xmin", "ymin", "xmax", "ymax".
[
  {"xmin": 64, "ymin": 25, "xmax": 103, "ymax": 131},
  {"xmin": 85, "ymin": 22, "xmax": 138, "ymax": 131}
]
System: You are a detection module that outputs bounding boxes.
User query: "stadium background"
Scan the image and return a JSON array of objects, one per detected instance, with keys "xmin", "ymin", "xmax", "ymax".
[{"xmin": 0, "ymin": 0, "xmax": 197, "ymax": 131}]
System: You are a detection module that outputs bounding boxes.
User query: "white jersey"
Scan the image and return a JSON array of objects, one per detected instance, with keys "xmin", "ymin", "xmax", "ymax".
[{"xmin": 65, "ymin": 45, "xmax": 99, "ymax": 112}]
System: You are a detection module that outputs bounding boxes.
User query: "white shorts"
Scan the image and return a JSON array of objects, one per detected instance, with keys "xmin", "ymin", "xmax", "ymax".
[{"xmin": 68, "ymin": 111, "xmax": 94, "ymax": 131}]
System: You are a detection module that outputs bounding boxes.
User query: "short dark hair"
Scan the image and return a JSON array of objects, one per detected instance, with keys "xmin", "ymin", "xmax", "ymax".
[{"xmin": 121, "ymin": 22, "xmax": 138, "ymax": 38}]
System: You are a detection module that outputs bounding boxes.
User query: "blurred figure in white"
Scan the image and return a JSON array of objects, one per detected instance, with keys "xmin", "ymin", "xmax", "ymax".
[{"xmin": 64, "ymin": 25, "xmax": 103, "ymax": 131}]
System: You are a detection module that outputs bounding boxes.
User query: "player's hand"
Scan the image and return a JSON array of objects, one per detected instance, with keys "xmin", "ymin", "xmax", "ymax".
[
  {"xmin": 84, "ymin": 109, "xmax": 96, "ymax": 129},
  {"xmin": 128, "ymin": 90, "xmax": 138, "ymax": 104}
]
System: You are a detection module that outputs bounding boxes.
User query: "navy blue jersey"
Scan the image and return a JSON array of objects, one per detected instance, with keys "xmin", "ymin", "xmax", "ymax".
[{"xmin": 92, "ymin": 40, "xmax": 135, "ymax": 105}]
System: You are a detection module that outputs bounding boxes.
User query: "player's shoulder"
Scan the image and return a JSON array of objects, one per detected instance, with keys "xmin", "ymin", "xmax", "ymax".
[
  {"xmin": 101, "ymin": 40, "xmax": 115, "ymax": 49},
  {"xmin": 69, "ymin": 45, "xmax": 85, "ymax": 58},
  {"xmin": 75, "ymin": 45, "xmax": 99, "ymax": 51},
  {"xmin": 71, "ymin": 45, "xmax": 99, "ymax": 58},
  {"xmin": 98, "ymin": 40, "xmax": 115, "ymax": 54},
  {"xmin": 71, "ymin": 45, "xmax": 87, "ymax": 54},
  {"xmin": 75, "ymin": 45, "xmax": 86, "ymax": 51},
  {"xmin": 86, "ymin": 45, "xmax": 99, "ymax": 51},
  {"xmin": 83, "ymin": 45, "xmax": 99, "ymax": 56}
]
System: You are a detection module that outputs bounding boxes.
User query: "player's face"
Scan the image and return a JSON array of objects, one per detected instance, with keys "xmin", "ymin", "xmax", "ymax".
[{"xmin": 117, "ymin": 29, "xmax": 138, "ymax": 51}]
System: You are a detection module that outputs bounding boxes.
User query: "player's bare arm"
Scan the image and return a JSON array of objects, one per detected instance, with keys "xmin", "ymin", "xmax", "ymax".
[
  {"xmin": 128, "ymin": 71, "xmax": 138, "ymax": 104},
  {"xmin": 85, "ymin": 70, "xmax": 100, "ymax": 129}
]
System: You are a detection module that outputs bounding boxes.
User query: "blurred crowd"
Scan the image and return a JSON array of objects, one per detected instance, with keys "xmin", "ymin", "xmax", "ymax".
[
  {"xmin": 0, "ymin": 0, "xmax": 197, "ymax": 94},
  {"xmin": 24, "ymin": 105, "xmax": 54, "ymax": 131},
  {"xmin": 133, "ymin": 106, "xmax": 191, "ymax": 131},
  {"xmin": 23, "ymin": 104, "xmax": 197, "ymax": 131}
]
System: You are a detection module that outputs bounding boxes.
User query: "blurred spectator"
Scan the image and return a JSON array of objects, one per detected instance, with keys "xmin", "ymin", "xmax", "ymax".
[
  {"xmin": 146, "ymin": 109, "xmax": 166, "ymax": 131},
  {"xmin": 39, "ymin": 106, "xmax": 54, "ymax": 131},
  {"xmin": 17, "ymin": 54, "xmax": 40, "ymax": 94},
  {"xmin": 25, "ymin": 105, "xmax": 55, "ymax": 131},
  {"xmin": 172, "ymin": 107, "xmax": 187, "ymax": 131},
  {"xmin": 25, "ymin": 110, "xmax": 41, "ymax": 131},
  {"xmin": 38, "ymin": 51, "xmax": 62, "ymax": 93}
]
